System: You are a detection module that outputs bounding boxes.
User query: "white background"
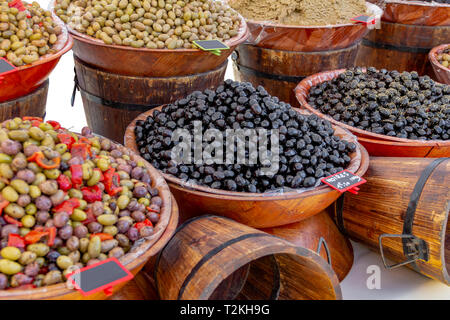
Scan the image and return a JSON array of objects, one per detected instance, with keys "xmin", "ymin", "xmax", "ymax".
[{"xmin": 34, "ymin": 0, "xmax": 450, "ymax": 299}]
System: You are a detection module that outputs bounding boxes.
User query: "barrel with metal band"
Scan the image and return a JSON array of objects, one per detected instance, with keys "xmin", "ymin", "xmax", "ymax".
[
  {"xmin": 154, "ymin": 215, "xmax": 342, "ymax": 300},
  {"xmin": 330, "ymin": 157, "xmax": 450, "ymax": 285},
  {"xmin": 73, "ymin": 56, "xmax": 228, "ymax": 143}
]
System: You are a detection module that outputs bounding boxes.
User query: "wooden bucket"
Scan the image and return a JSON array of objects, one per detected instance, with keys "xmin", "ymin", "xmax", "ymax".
[
  {"xmin": 74, "ymin": 57, "xmax": 227, "ymax": 143},
  {"xmin": 155, "ymin": 215, "xmax": 342, "ymax": 300},
  {"xmin": 357, "ymin": 21, "xmax": 450, "ymax": 77},
  {"xmin": 261, "ymin": 211, "xmax": 353, "ymax": 282},
  {"xmin": 0, "ymin": 79, "xmax": 48, "ymax": 122},
  {"xmin": 429, "ymin": 44, "xmax": 450, "ymax": 85},
  {"xmin": 233, "ymin": 43, "xmax": 360, "ymax": 107},
  {"xmin": 331, "ymin": 157, "xmax": 450, "ymax": 285}
]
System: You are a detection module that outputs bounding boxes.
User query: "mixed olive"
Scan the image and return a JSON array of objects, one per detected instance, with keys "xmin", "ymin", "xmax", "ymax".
[
  {"xmin": 134, "ymin": 81, "xmax": 357, "ymax": 193},
  {"xmin": 54, "ymin": 0, "xmax": 241, "ymax": 49},
  {"xmin": 0, "ymin": 117, "xmax": 163, "ymax": 289},
  {"xmin": 308, "ymin": 67, "xmax": 450, "ymax": 141},
  {"xmin": 437, "ymin": 47, "xmax": 449, "ymax": 69},
  {"xmin": 0, "ymin": 0, "xmax": 62, "ymax": 66}
]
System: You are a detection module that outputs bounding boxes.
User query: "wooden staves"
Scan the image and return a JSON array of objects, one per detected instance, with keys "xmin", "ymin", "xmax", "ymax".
[
  {"xmin": 155, "ymin": 215, "xmax": 342, "ymax": 300},
  {"xmin": 330, "ymin": 157, "xmax": 450, "ymax": 285},
  {"xmin": 0, "ymin": 80, "xmax": 48, "ymax": 122},
  {"xmin": 74, "ymin": 57, "xmax": 227, "ymax": 143}
]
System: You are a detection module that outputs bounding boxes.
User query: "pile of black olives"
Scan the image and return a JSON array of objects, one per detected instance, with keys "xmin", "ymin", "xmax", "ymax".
[
  {"xmin": 134, "ymin": 81, "xmax": 357, "ymax": 193},
  {"xmin": 308, "ymin": 67, "xmax": 450, "ymax": 141}
]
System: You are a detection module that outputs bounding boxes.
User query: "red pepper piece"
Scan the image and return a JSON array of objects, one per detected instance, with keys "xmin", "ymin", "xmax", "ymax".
[
  {"xmin": 30, "ymin": 120, "xmax": 42, "ymax": 127},
  {"xmin": 27, "ymin": 152, "xmax": 60, "ymax": 169},
  {"xmin": 4, "ymin": 215, "xmax": 23, "ymax": 227},
  {"xmin": 57, "ymin": 174, "xmax": 72, "ymax": 191},
  {"xmin": 7, "ymin": 234, "xmax": 25, "ymax": 248},
  {"xmin": 81, "ymin": 209, "xmax": 97, "ymax": 225},
  {"xmin": 104, "ymin": 168, "xmax": 122, "ymax": 196},
  {"xmin": 46, "ymin": 227, "xmax": 57, "ymax": 247},
  {"xmin": 24, "ymin": 230, "xmax": 49, "ymax": 245},
  {"xmin": 81, "ymin": 185, "xmax": 102, "ymax": 203},
  {"xmin": 53, "ymin": 198, "xmax": 80, "ymax": 215},
  {"xmin": 71, "ymin": 143, "xmax": 91, "ymax": 160},
  {"xmin": 90, "ymin": 233, "xmax": 114, "ymax": 241},
  {"xmin": 27, "ymin": 151, "xmax": 43, "ymax": 162},
  {"xmin": 57, "ymin": 133, "xmax": 76, "ymax": 150},
  {"xmin": 135, "ymin": 219, "xmax": 153, "ymax": 231},
  {"xmin": 70, "ymin": 164, "xmax": 83, "ymax": 188},
  {"xmin": 46, "ymin": 120, "xmax": 61, "ymax": 131},
  {"xmin": 22, "ymin": 116, "xmax": 43, "ymax": 121},
  {"xmin": 0, "ymin": 200, "xmax": 9, "ymax": 216},
  {"xmin": 146, "ymin": 206, "xmax": 160, "ymax": 213}
]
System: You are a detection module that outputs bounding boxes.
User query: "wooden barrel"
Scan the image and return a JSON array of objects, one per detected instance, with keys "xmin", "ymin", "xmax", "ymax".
[
  {"xmin": 0, "ymin": 79, "xmax": 48, "ymax": 122},
  {"xmin": 74, "ymin": 56, "xmax": 227, "ymax": 143},
  {"xmin": 261, "ymin": 211, "xmax": 353, "ymax": 282},
  {"xmin": 232, "ymin": 42, "xmax": 360, "ymax": 107},
  {"xmin": 155, "ymin": 215, "xmax": 342, "ymax": 300},
  {"xmin": 331, "ymin": 157, "xmax": 449, "ymax": 285},
  {"xmin": 357, "ymin": 21, "xmax": 450, "ymax": 77}
]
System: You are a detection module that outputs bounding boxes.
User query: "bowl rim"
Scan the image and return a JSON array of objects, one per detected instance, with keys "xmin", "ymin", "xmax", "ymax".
[
  {"xmin": 50, "ymin": 0, "xmax": 249, "ymax": 54},
  {"xmin": 240, "ymin": 2, "xmax": 383, "ymax": 29},
  {"xmin": 0, "ymin": 133, "xmax": 173, "ymax": 298},
  {"xmin": 124, "ymin": 106, "xmax": 369, "ymax": 200},
  {"xmin": 295, "ymin": 68, "xmax": 450, "ymax": 146},
  {"xmin": 429, "ymin": 43, "xmax": 450, "ymax": 75},
  {"xmin": 385, "ymin": 0, "xmax": 450, "ymax": 8}
]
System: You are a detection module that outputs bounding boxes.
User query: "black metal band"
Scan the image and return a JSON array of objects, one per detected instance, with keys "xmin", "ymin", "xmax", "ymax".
[
  {"xmin": 362, "ymin": 39, "xmax": 432, "ymax": 54},
  {"xmin": 334, "ymin": 194, "xmax": 348, "ymax": 236},
  {"xmin": 269, "ymin": 256, "xmax": 281, "ymax": 300}
]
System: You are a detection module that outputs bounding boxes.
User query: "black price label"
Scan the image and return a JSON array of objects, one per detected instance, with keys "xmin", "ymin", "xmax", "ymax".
[
  {"xmin": 321, "ymin": 170, "xmax": 366, "ymax": 194},
  {"xmin": 0, "ymin": 58, "xmax": 16, "ymax": 75},
  {"xmin": 67, "ymin": 257, "xmax": 133, "ymax": 296}
]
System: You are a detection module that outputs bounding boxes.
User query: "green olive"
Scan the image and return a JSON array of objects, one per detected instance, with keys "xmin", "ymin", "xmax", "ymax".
[
  {"xmin": 10, "ymin": 179, "xmax": 29, "ymax": 194},
  {"xmin": 18, "ymin": 251, "xmax": 37, "ymax": 265},
  {"xmin": 0, "ymin": 259, "xmax": 22, "ymax": 275},
  {"xmin": 71, "ymin": 209, "xmax": 87, "ymax": 222},
  {"xmin": 0, "ymin": 163, "xmax": 14, "ymax": 179},
  {"xmin": 88, "ymin": 236, "xmax": 101, "ymax": 258},
  {"xmin": 0, "ymin": 153, "xmax": 12, "ymax": 163},
  {"xmin": 5, "ymin": 203, "xmax": 25, "ymax": 219},
  {"xmin": 8, "ymin": 130, "xmax": 29, "ymax": 142},
  {"xmin": 21, "ymin": 215, "xmax": 36, "ymax": 228},
  {"xmin": 2, "ymin": 186, "xmax": 19, "ymax": 202},
  {"xmin": 56, "ymin": 255, "xmax": 73, "ymax": 270},
  {"xmin": 117, "ymin": 195, "xmax": 130, "ymax": 210},
  {"xmin": 29, "ymin": 185, "xmax": 41, "ymax": 199},
  {"xmin": 27, "ymin": 243, "xmax": 50, "ymax": 257},
  {"xmin": 1, "ymin": 246, "xmax": 22, "ymax": 260},
  {"xmin": 28, "ymin": 127, "xmax": 45, "ymax": 141},
  {"xmin": 97, "ymin": 214, "xmax": 118, "ymax": 226}
]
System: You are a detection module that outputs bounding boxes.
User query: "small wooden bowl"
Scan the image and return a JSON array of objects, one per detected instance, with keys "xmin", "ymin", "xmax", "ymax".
[
  {"xmin": 242, "ymin": 2, "xmax": 382, "ymax": 52},
  {"xmin": 429, "ymin": 44, "xmax": 450, "ymax": 85},
  {"xmin": 295, "ymin": 69, "xmax": 450, "ymax": 157},
  {"xmin": 124, "ymin": 106, "xmax": 369, "ymax": 228},
  {"xmin": 382, "ymin": 0, "xmax": 450, "ymax": 26},
  {"xmin": 0, "ymin": 142, "xmax": 178, "ymax": 300},
  {"xmin": 0, "ymin": 15, "xmax": 72, "ymax": 103},
  {"xmin": 51, "ymin": 0, "xmax": 248, "ymax": 77}
]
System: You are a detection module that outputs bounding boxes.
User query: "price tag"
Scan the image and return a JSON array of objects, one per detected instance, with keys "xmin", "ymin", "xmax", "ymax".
[
  {"xmin": 66, "ymin": 257, "xmax": 133, "ymax": 297},
  {"xmin": 351, "ymin": 15, "xmax": 376, "ymax": 26},
  {"xmin": 193, "ymin": 40, "xmax": 229, "ymax": 56},
  {"xmin": 321, "ymin": 170, "xmax": 366, "ymax": 194},
  {"xmin": 0, "ymin": 58, "xmax": 17, "ymax": 85}
]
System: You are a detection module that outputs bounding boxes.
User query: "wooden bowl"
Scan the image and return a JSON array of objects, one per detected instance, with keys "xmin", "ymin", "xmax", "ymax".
[
  {"xmin": 124, "ymin": 106, "xmax": 370, "ymax": 228},
  {"xmin": 0, "ymin": 146, "xmax": 178, "ymax": 300},
  {"xmin": 295, "ymin": 69, "xmax": 450, "ymax": 157},
  {"xmin": 429, "ymin": 44, "xmax": 450, "ymax": 85},
  {"xmin": 0, "ymin": 14, "xmax": 72, "ymax": 103},
  {"xmin": 242, "ymin": 2, "xmax": 382, "ymax": 52},
  {"xmin": 51, "ymin": 0, "xmax": 248, "ymax": 77},
  {"xmin": 382, "ymin": 0, "xmax": 450, "ymax": 26}
]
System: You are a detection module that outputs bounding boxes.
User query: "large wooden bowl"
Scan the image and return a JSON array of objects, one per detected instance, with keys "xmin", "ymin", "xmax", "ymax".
[
  {"xmin": 0, "ymin": 14, "xmax": 72, "ymax": 103},
  {"xmin": 242, "ymin": 2, "xmax": 382, "ymax": 52},
  {"xmin": 51, "ymin": 0, "xmax": 248, "ymax": 77},
  {"xmin": 124, "ymin": 106, "xmax": 369, "ymax": 228},
  {"xmin": 382, "ymin": 0, "xmax": 450, "ymax": 26},
  {"xmin": 429, "ymin": 44, "xmax": 450, "ymax": 85},
  {"xmin": 0, "ymin": 146, "xmax": 178, "ymax": 300},
  {"xmin": 295, "ymin": 69, "xmax": 450, "ymax": 157}
]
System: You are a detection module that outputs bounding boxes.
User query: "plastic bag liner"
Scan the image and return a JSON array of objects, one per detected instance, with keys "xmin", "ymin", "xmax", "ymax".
[
  {"xmin": 382, "ymin": 0, "xmax": 450, "ymax": 26},
  {"xmin": 294, "ymin": 68, "xmax": 450, "ymax": 148},
  {"xmin": 242, "ymin": 2, "xmax": 383, "ymax": 51}
]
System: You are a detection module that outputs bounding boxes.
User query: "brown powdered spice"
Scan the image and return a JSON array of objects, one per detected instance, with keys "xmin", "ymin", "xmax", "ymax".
[{"xmin": 229, "ymin": 0, "xmax": 368, "ymax": 26}]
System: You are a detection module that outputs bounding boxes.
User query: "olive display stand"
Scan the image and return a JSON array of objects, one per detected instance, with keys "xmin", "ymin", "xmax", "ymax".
[
  {"xmin": 0, "ymin": 80, "xmax": 48, "ymax": 122},
  {"xmin": 0, "ymin": 144, "xmax": 179, "ymax": 300},
  {"xmin": 356, "ymin": 21, "xmax": 450, "ymax": 78},
  {"xmin": 155, "ymin": 216, "xmax": 342, "ymax": 300},
  {"xmin": 74, "ymin": 57, "xmax": 228, "ymax": 143},
  {"xmin": 124, "ymin": 106, "xmax": 369, "ymax": 228},
  {"xmin": 429, "ymin": 44, "xmax": 450, "ymax": 85},
  {"xmin": 330, "ymin": 157, "xmax": 450, "ymax": 285},
  {"xmin": 295, "ymin": 69, "xmax": 450, "ymax": 157}
]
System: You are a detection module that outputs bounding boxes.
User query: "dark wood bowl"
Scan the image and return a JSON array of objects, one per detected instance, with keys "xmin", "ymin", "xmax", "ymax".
[
  {"xmin": 429, "ymin": 44, "xmax": 450, "ymax": 85},
  {"xmin": 124, "ymin": 106, "xmax": 370, "ymax": 228},
  {"xmin": 50, "ymin": 0, "xmax": 248, "ymax": 77},
  {"xmin": 0, "ymin": 138, "xmax": 178, "ymax": 300},
  {"xmin": 295, "ymin": 69, "xmax": 450, "ymax": 157},
  {"xmin": 243, "ymin": 2, "xmax": 382, "ymax": 52},
  {"xmin": 382, "ymin": 0, "xmax": 450, "ymax": 26},
  {"xmin": 0, "ymin": 14, "xmax": 72, "ymax": 103}
]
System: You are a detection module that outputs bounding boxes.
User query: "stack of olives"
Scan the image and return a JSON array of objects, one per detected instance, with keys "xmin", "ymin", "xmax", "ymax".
[
  {"xmin": 55, "ymin": 0, "xmax": 242, "ymax": 49},
  {"xmin": 0, "ymin": 117, "xmax": 163, "ymax": 289},
  {"xmin": 308, "ymin": 67, "xmax": 450, "ymax": 141},
  {"xmin": 0, "ymin": 1, "xmax": 62, "ymax": 66},
  {"xmin": 437, "ymin": 47, "xmax": 449, "ymax": 69}
]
